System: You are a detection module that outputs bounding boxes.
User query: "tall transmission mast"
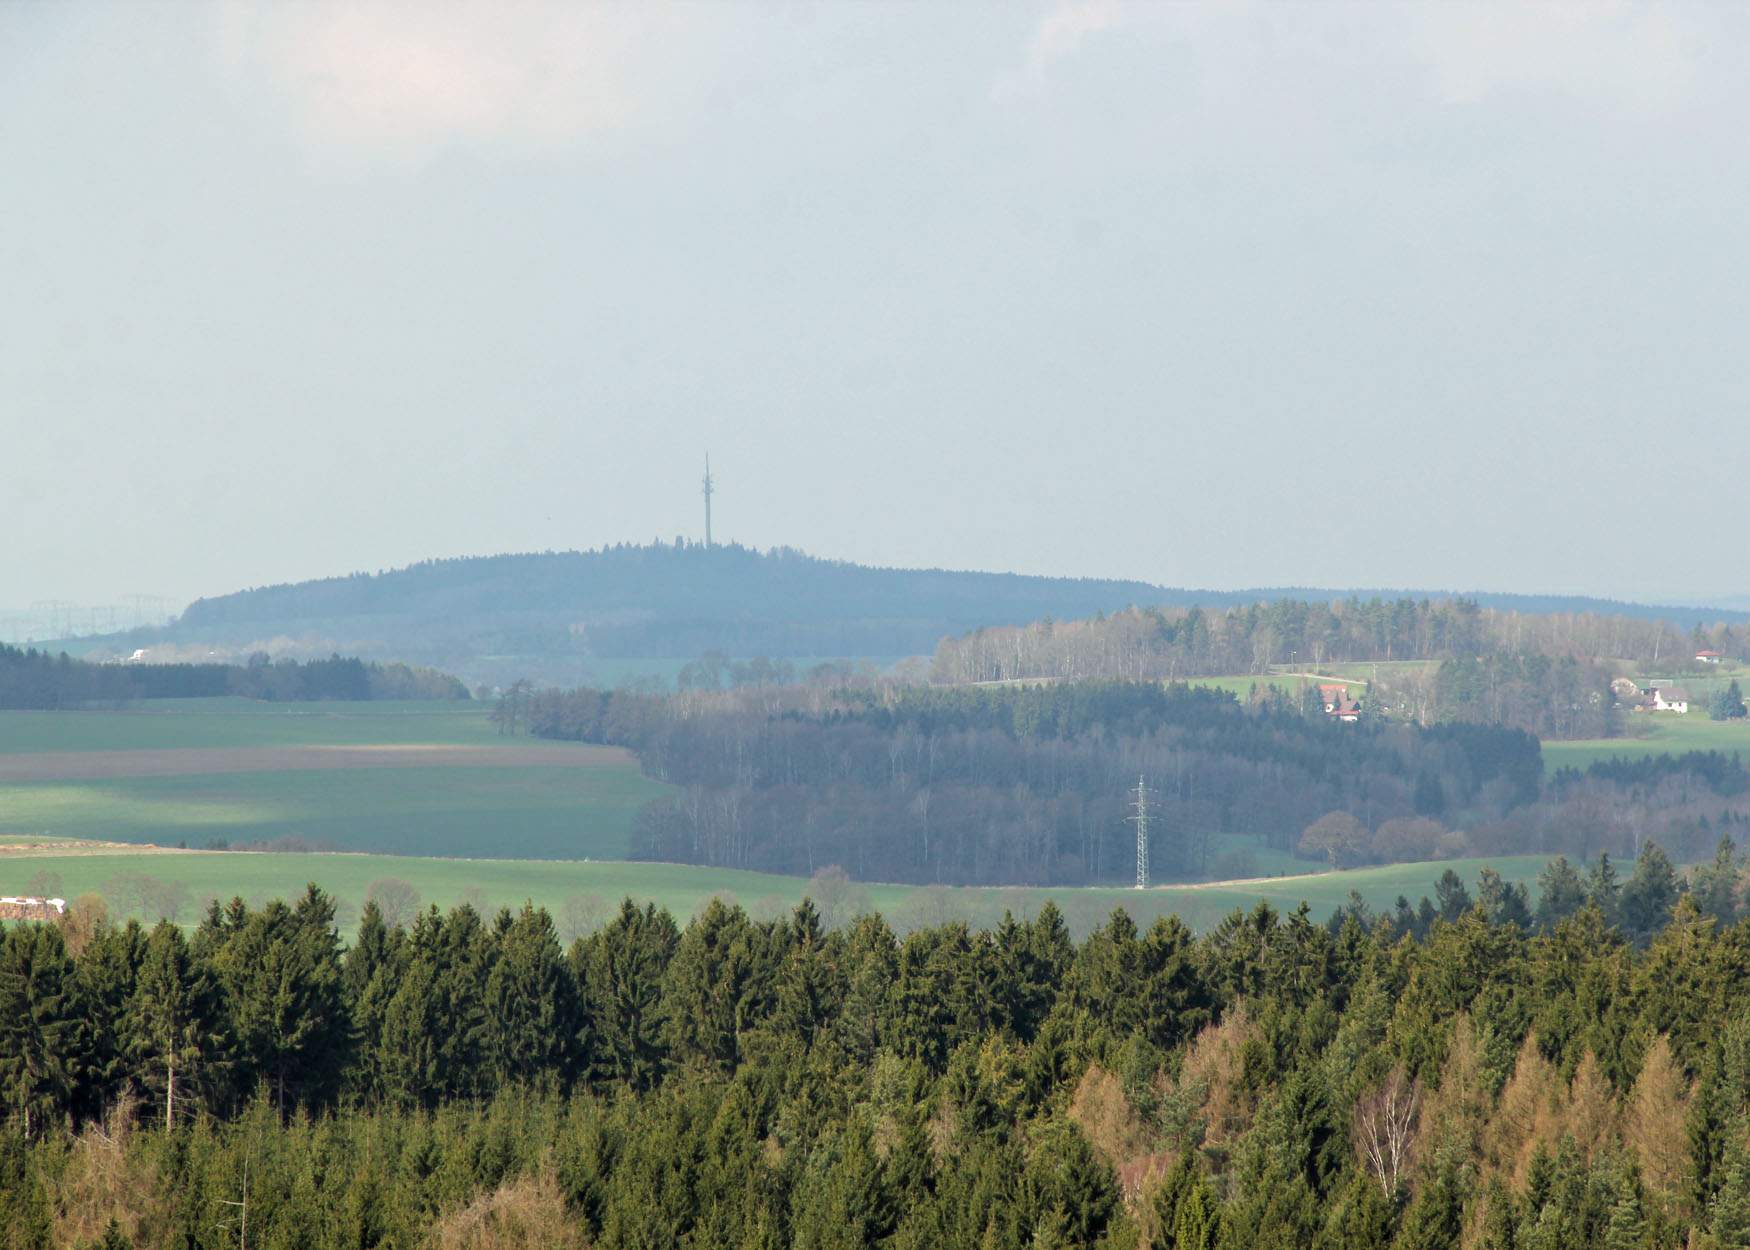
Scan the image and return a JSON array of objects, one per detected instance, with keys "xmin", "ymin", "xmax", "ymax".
[
  {"xmin": 1130, "ymin": 774, "xmax": 1150, "ymax": 890},
  {"xmin": 701, "ymin": 455, "xmax": 715, "ymax": 548}
]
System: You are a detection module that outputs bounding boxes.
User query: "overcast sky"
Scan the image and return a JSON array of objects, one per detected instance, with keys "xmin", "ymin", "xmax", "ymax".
[{"xmin": 3, "ymin": 1, "xmax": 1747, "ymax": 614}]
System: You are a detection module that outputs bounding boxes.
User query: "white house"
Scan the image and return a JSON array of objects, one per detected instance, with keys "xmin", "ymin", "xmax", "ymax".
[
  {"xmin": 1697, "ymin": 650, "xmax": 1724, "ymax": 665},
  {"xmin": 1648, "ymin": 684, "xmax": 1692, "ymax": 714}
]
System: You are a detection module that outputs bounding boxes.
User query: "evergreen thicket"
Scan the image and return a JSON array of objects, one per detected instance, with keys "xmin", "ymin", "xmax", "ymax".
[{"xmin": 5, "ymin": 851, "xmax": 1750, "ymax": 1248}]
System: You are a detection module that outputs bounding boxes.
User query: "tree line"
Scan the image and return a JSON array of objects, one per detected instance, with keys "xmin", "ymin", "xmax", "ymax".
[
  {"xmin": 529, "ymin": 678, "xmax": 1750, "ymax": 883},
  {"xmin": 7, "ymin": 843, "xmax": 1750, "ymax": 1247},
  {"xmin": 0, "ymin": 644, "xmax": 466, "ymax": 710},
  {"xmin": 528, "ymin": 681, "xmax": 1544, "ymax": 885},
  {"xmin": 929, "ymin": 598, "xmax": 1745, "ymax": 696}
]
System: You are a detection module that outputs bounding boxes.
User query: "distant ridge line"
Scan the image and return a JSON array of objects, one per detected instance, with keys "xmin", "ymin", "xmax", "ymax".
[{"xmin": 177, "ymin": 544, "xmax": 1750, "ymax": 629}]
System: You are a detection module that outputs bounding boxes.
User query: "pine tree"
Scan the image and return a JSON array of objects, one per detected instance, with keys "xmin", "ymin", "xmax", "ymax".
[
  {"xmin": 486, "ymin": 903, "xmax": 580, "ymax": 1087},
  {"xmin": 130, "ymin": 921, "xmax": 227, "ymax": 1131},
  {"xmin": 1711, "ymin": 1136, "xmax": 1750, "ymax": 1249},
  {"xmin": 208, "ymin": 889, "xmax": 350, "ymax": 1112},
  {"xmin": 1477, "ymin": 1177, "xmax": 1519, "ymax": 1250},
  {"xmin": 772, "ymin": 900, "xmax": 841, "ymax": 1051},
  {"xmin": 1149, "ymin": 1150, "xmax": 1198, "ymax": 1249},
  {"xmin": 582, "ymin": 900, "xmax": 678, "ymax": 1089},
  {"xmin": 834, "ymin": 913, "xmax": 897, "ymax": 1063},
  {"xmin": 74, "ymin": 919, "xmax": 143, "ymax": 1119},
  {"xmin": 1172, "ymin": 1176, "xmax": 1220, "ymax": 1250},
  {"xmin": 1436, "ymin": 870, "xmax": 1473, "ymax": 923},
  {"xmin": 659, "ymin": 897, "xmax": 764, "ymax": 1074},
  {"xmin": 0, "ymin": 923, "xmax": 83, "ymax": 1137},
  {"xmin": 1692, "ymin": 836, "xmax": 1743, "ymax": 926},
  {"xmin": 1622, "ymin": 842, "xmax": 1680, "ymax": 942},
  {"xmin": 1535, "ymin": 856, "xmax": 1588, "ymax": 932},
  {"xmin": 1603, "ymin": 1165, "xmax": 1647, "ymax": 1250},
  {"xmin": 1588, "ymin": 855, "xmax": 1622, "ymax": 927}
]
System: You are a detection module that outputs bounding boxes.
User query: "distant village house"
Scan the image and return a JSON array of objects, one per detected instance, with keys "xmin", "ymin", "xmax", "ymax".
[
  {"xmin": 1697, "ymin": 650, "xmax": 1724, "ymax": 664},
  {"xmin": 1319, "ymin": 683, "xmax": 1363, "ymax": 722},
  {"xmin": 1648, "ymin": 684, "xmax": 1692, "ymax": 714}
]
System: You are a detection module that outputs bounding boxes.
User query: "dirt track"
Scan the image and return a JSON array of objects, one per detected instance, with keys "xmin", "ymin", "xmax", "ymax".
[{"xmin": 0, "ymin": 744, "xmax": 636, "ymax": 783}]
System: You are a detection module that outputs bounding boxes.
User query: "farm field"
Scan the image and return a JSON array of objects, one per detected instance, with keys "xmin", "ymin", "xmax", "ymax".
[
  {"xmin": 0, "ymin": 699, "xmax": 668, "ymax": 858},
  {"xmin": 0, "ymin": 838, "xmax": 1552, "ymax": 938},
  {"xmin": 0, "ymin": 698, "xmax": 504, "ymax": 754},
  {"xmin": 1542, "ymin": 713, "xmax": 1750, "ymax": 773}
]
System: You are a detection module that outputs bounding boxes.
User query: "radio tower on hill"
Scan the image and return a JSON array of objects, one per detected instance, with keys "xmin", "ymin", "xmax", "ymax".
[
  {"xmin": 1130, "ymin": 774, "xmax": 1150, "ymax": 889},
  {"xmin": 702, "ymin": 455, "xmax": 715, "ymax": 548}
]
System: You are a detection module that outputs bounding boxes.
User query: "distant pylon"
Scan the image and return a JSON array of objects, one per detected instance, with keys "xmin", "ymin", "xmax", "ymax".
[
  {"xmin": 701, "ymin": 455, "xmax": 715, "ymax": 548},
  {"xmin": 1130, "ymin": 774, "xmax": 1150, "ymax": 889}
]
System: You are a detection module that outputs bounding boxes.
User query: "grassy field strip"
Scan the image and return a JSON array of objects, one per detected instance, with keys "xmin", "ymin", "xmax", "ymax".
[
  {"xmin": 0, "ymin": 845, "xmax": 1553, "ymax": 937},
  {"xmin": 1542, "ymin": 715, "xmax": 1750, "ymax": 772},
  {"xmin": 0, "ymin": 701, "xmax": 670, "ymax": 859},
  {"xmin": 0, "ymin": 763, "xmax": 669, "ymax": 860},
  {"xmin": 0, "ymin": 743, "xmax": 629, "ymax": 781},
  {"xmin": 0, "ymin": 700, "xmax": 506, "ymax": 754}
]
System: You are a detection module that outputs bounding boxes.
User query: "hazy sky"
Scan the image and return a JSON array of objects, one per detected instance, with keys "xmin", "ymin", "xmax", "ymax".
[{"xmin": 4, "ymin": 1, "xmax": 1748, "ymax": 612}]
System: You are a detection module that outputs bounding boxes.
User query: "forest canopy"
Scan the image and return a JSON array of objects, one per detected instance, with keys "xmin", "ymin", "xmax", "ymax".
[{"xmin": 1, "ymin": 847, "xmax": 1747, "ymax": 1250}]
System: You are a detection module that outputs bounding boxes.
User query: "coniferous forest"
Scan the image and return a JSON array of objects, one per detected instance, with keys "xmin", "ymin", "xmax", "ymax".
[
  {"xmin": 4, "ymin": 853, "xmax": 1750, "ymax": 1249},
  {"xmin": 0, "ymin": 645, "xmax": 467, "ymax": 710}
]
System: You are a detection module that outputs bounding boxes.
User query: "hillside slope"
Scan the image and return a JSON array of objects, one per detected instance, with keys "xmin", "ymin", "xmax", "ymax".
[{"xmin": 72, "ymin": 543, "xmax": 1750, "ymax": 687}]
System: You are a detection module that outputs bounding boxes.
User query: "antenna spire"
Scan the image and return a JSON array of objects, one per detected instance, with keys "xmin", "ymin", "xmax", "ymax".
[{"xmin": 702, "ymin": 455, "xmax": 715, "ymax": 548}]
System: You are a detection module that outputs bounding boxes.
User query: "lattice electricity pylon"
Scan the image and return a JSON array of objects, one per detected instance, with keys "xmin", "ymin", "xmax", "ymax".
[{"xmin": 1129, "ymin": 773, "xmax": 1150, "ymax": 889}]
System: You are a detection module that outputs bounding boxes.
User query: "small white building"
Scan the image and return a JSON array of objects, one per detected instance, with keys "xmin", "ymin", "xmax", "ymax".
[
  {"xmin": 1697, "ymin": 650, "xmax": 1724, "ymax": 665},
  {"xmin": 1648, "ymin": 684, "xmax": 1692, "ymax": 714}
]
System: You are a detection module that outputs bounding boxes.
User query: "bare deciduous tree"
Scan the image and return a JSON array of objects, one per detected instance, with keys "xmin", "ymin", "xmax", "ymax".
[
  {"xmin": 1355, "ymin": 1066, "xmax": 1421, "ymax": 1197},
  {"xmin": 366, "ymin": 877, "xmax": 421, "ymax": 930}
]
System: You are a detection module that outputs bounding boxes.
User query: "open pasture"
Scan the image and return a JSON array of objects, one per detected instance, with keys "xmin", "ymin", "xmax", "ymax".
[
  {"xmin": 0, "ymin": 698, "xmax": 503, "ymax": 754},
  {"xmin": 0, "ymin": 699, "xmax": 668, "ymax": 858},
  {"xmin": 1542, "ymin": 713, "xmax": 1750, "ymax": 773},
  {"xmin": 0, "ymin": 840, "xmax": 1551, "ymax": 938}
]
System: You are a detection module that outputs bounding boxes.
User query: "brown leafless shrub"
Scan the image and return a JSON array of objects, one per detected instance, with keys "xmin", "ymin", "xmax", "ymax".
[
  {"xmin": 427, "ymin": 1172, "xmax": 586, "ymax": 1250},
  {"xmin": 50, "ymin": 1100, "xmax": 159, "ymax": 1249}
]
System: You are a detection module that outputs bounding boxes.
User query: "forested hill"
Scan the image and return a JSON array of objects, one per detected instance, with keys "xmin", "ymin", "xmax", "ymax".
[
  {"xmin": 174, "ymin": 543, "xmax": 1169, "ymax": 641},
  {"xmin": 86, "ymin": 542, "xmax": 1750, "ymax": 685}
]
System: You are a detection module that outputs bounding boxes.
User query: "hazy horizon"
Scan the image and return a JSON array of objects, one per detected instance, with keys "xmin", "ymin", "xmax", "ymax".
[{"xmin": 5, "ymin": 2, "xmax": 1749, "ymax": 610}]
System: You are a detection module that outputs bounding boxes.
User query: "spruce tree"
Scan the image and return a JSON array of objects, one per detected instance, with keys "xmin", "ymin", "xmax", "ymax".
[
  {"xmin": 1535, "ymin": 856, "xmax": 1588, "ymax": 932},
  {"xmin": 1622, "ymin": 842, "xmax": 1680, "ymax": 942},
  {"xmin": 486, "ymin": 903, "xmax": 580, "ymax": 1087},
  {"xmin": 0, "ymin": 923, "xmax": 82, "ymax": 1137},
  {"xmin": 1588, "ymin": 855, "xmax": 1622, "ymax": 927},
  {"xmin": 130, "ymin": 921, "xmax": 226, "ymax": 1131}
]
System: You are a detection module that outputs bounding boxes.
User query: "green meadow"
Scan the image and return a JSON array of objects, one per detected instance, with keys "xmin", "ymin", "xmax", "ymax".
[
  {"xmin": 0, "ymin": 764, "xmax": 667, "ymax": 859},
  {"xmin": 0, "ymin": 699, "xmax": 669, "ymax": 858},
  {"xmin": 0, "ymin": 698, "xmax": 504, "ymax": 754},
  {"xmin": 0, "ymin": 842, "xmax": 1551, "ymax": 939},
  {"xmin": 1542, "ymin": 713, "xmax": 1750, "ymax": 773}
]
